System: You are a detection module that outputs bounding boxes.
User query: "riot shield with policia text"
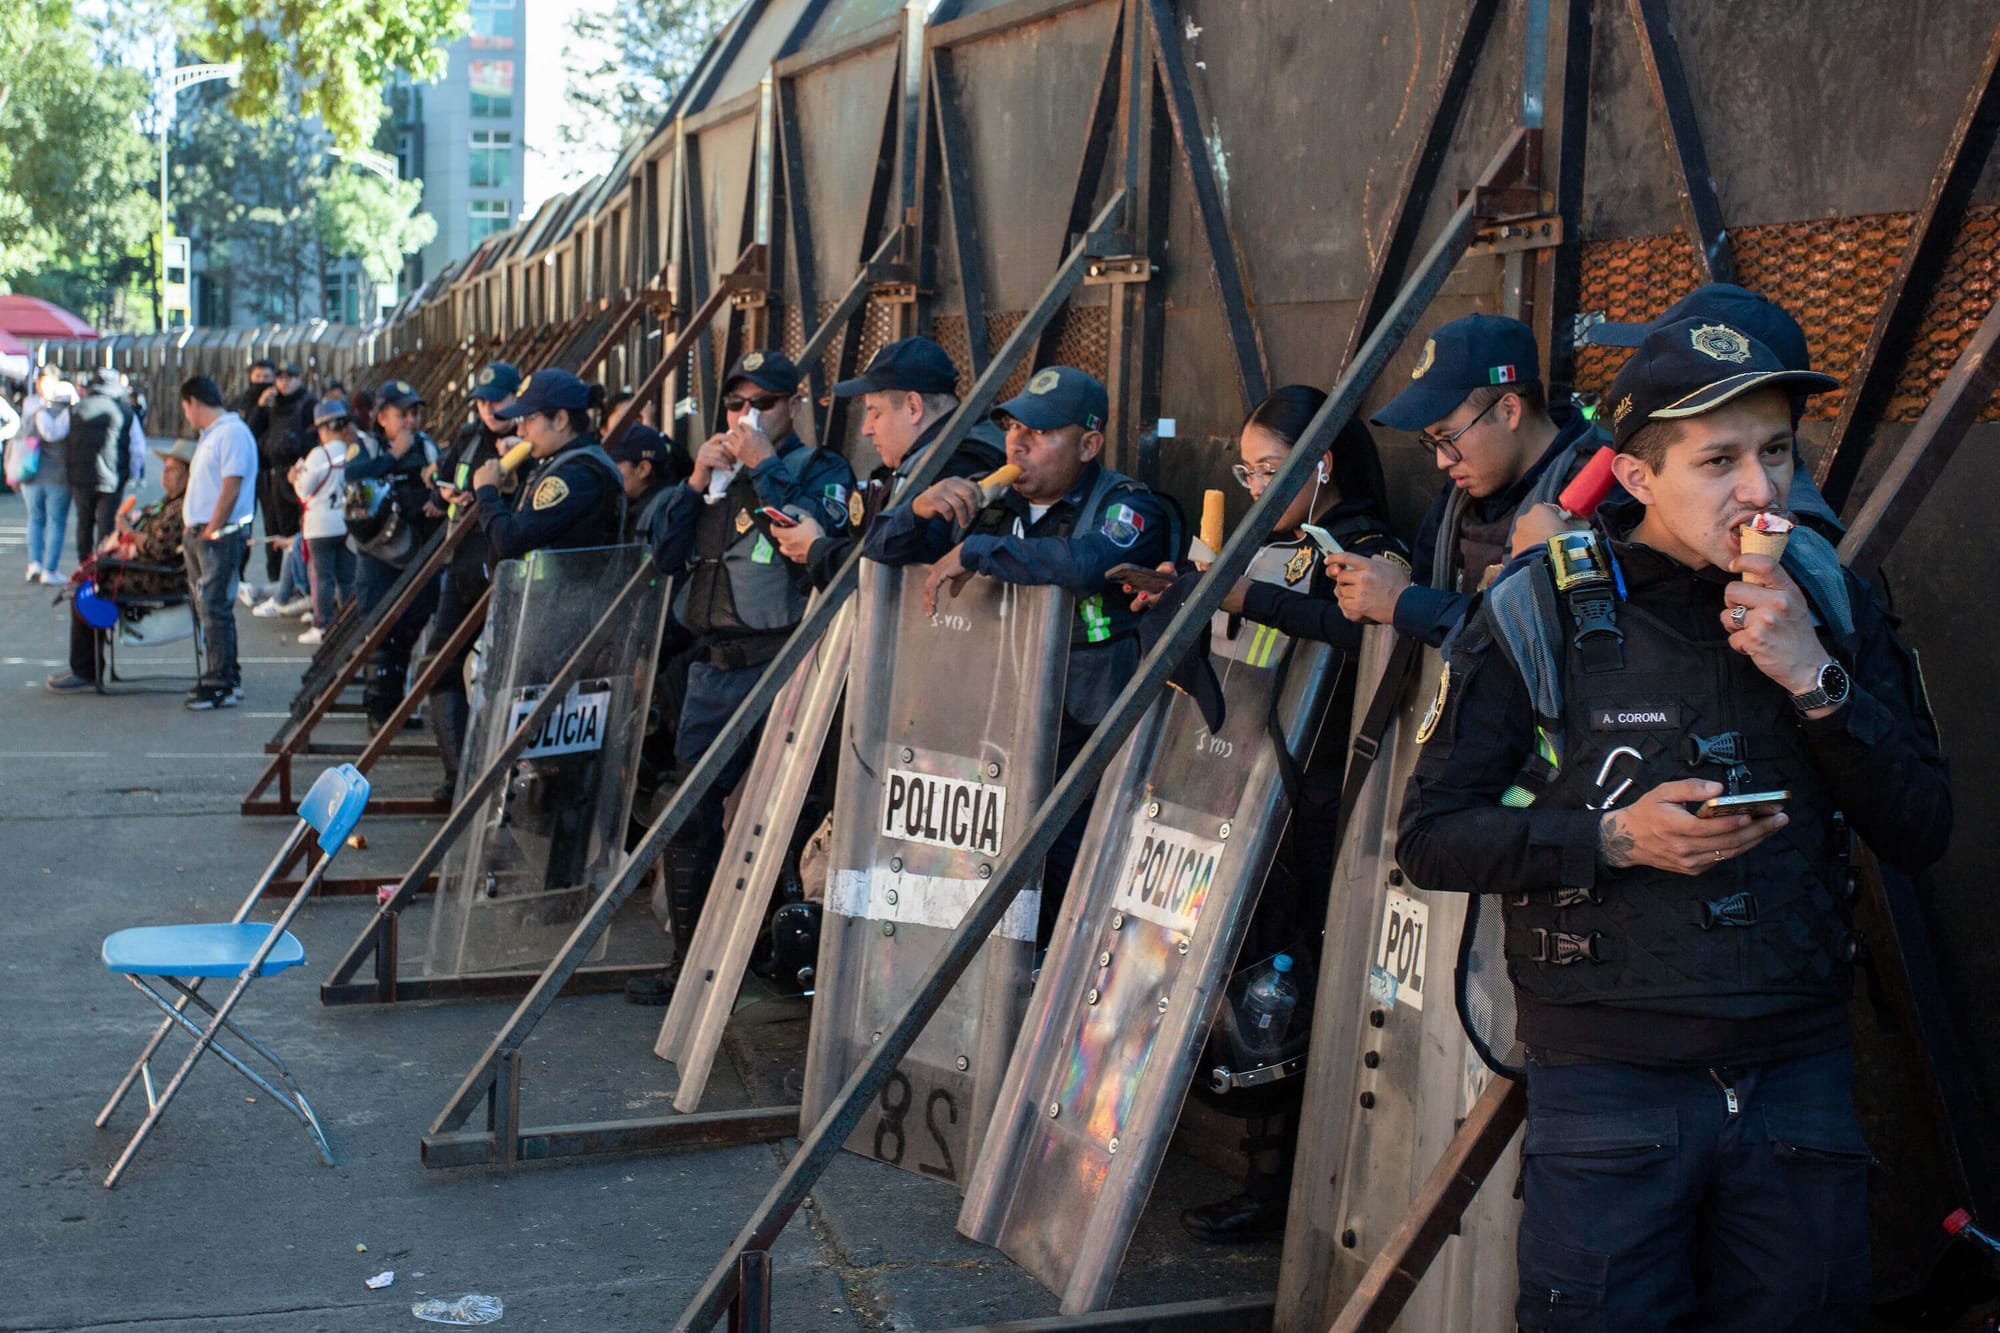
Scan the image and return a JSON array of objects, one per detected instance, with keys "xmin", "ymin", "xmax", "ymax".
[
  {"xmin": 1275, "ymin": 633, "xmax": 1521, "ymax": 1333},
  {"xmin": 801, "ymin": 559, "xmax": 1069, "ymax": 1185},
  {"xmin": 959, "ymin": 542, "xmax": 1342, "ymax": 1313},
  {"xmin": 423, "ymin": 545, "xmax": 672, "ymax": 979}
]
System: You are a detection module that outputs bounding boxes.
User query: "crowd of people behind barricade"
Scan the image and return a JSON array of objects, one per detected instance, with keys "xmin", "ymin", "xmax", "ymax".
[{"xmin": 1, "ymin": 277, "xmax": 1953, "ymax": 1330}]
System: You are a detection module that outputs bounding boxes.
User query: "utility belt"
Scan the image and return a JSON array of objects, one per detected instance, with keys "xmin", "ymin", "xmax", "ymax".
[{"xmin": 703, "ymin": 631, "xmax": 792, "ymax": 671}]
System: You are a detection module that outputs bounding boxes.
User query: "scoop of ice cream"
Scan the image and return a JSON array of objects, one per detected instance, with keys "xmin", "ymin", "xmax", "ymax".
[{"xmin": 1744, "ymin": 510, "xmax": 1795, "ymax": 535}]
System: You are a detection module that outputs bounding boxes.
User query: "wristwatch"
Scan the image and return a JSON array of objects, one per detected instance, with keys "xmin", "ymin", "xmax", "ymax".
[{"xmin": 1790, "ymin": 659, "xmax": 1851, "ymax": 713}]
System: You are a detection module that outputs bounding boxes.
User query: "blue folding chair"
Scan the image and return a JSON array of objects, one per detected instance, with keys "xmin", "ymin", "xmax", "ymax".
[{"xmin": 95, "ymin": 764, "xmax": 371, "ymax": 1188}]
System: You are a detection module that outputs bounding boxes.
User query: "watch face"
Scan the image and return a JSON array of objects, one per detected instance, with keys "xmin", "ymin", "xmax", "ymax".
[{"xmin": 1820, "ymin": 660, "xmax": 1851, "ymax": 702}]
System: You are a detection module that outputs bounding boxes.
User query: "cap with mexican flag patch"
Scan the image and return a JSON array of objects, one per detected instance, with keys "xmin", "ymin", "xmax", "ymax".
[{"xmin": 1370, "ymin": 313, "xmax": 1541, "ymax": 432}]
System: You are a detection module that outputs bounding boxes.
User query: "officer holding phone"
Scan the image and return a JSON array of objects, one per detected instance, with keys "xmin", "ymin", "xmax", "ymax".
[{"xmin": 1396, "ymin": 318, "xmax": 1951, "ymax": 1331}]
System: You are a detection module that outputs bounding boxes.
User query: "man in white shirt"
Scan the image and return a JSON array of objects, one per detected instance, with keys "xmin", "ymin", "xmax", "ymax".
[{"xmin": 178, "ymin": 375, "xmax": 258, "ymax": 709}]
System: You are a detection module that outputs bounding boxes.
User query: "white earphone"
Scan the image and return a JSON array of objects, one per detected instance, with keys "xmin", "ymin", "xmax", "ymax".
[{"xmin": 1317, "ymin": 462, "xmax": 1329, "ymax": 483}]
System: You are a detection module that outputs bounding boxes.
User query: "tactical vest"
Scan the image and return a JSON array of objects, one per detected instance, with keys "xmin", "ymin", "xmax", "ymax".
[
  {"xmin": 965, "ymin": 463, "xmax": 1176, "ymax": 652},
  {"xmin": 1484, "ymin": 532, "xmax": 1858, "ymax": 1014},
  {"xmin": 965, "ymin": 464, "xmax": 1180, "ymax": 727},
  {"xmin": 518, "ymin": 438, "xmax": 627, "ymax": 551},
  {"xmin": 672, "ymin": 438, "xmax": 820, "ymax": 638},
  {"xmin": 1429, "ymin": 417, "xmax": 1607, "ymax": 593}
]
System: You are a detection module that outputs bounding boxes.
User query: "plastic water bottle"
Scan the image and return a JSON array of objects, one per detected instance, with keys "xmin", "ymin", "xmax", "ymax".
[
  {"xmin": 1943, "ymin": 1209, "xmax": 2000, "ymax": 1277},
  {"xmin": 1239, "ymin": 954, "xmax": 1300, "ymax": 1054}
]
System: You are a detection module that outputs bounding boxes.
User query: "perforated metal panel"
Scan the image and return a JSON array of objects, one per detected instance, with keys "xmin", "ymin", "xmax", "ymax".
[{"xmin": 1576, "ymin": 205, "xmax": 2000, "ymax": 423}]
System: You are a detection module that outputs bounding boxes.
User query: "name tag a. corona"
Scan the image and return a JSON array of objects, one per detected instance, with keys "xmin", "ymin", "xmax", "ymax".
[{"xmin": 882, "ymin": 768, "xmax": 1006, "ymax": 855}]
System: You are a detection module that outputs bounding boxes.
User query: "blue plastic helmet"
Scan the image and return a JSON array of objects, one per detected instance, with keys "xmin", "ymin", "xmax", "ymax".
[{"xmin": 75, "ymin": 580, "xmax": 118, "ymax": 629}]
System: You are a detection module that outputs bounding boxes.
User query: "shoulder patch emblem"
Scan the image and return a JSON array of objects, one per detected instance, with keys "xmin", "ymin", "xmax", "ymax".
[
  {"xmin": 1102, "ymin": 501, "xmax": 1145, "ymax": 549},
  {"xmin": 1027, "ymin": 368, "xmax": 1061, "ymax": 395},
  {"xmin": 532, "ymin": 476, "xmax": 569, "ymax": 511},
  {"xmin": 742, "ymin": 352, "xmax": 765, "ymax": 372},
  {"xmin": 1381, "ymin": 550, "xmax": 1413, "ymax": 576},
  {"xmin": 848, "ymin": 490, "xmax": 867, "ymax": 528},
  {"xmin": 820, "ymin": 483, "xmax": 849, "ymax": 525},
  {"xmin": 735, "ymin": 507, "xmax": 754, "ymax": 534},
  {"xmin": 1416, "ymin": 662, "xmax": 1451, "ymax": 745},
  {"xmin": 1284, "ymin": 545, "xmax": 1314, "ymax": 584},
  {"xmin": 1690, "ymin": 323, "xmax": 1752, "ymax": 364},
  {"xmin": 1412, "ymin": 338, "xmax": 1436, "ymax": 379}
]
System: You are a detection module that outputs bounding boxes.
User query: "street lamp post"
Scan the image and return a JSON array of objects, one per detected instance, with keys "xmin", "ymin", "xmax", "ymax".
[{"xmin": 157, "ymin": 62, "xmax": 242, "ymax": 329}]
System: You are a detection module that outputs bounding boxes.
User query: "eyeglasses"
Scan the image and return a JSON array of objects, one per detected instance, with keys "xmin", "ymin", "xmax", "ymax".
[
  {"xmin": 1230, "ymin": 462, "xmax": 1282, "ymax": 491},
  {"xmin": 1418, "ymin": 395, "xmax": 1502, "ymax": 463},
  {"xmin": 723, "ymin": 393, "xmax": 786, "ymax": 413}
]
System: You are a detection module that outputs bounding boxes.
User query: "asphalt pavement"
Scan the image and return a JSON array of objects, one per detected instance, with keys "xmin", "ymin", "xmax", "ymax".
[{"xmin": 0, "ymin": 484, "xmax": 1276, "ymax": 1331}]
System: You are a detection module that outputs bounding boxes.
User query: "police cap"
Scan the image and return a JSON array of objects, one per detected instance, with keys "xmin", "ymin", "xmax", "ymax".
[
  {"xmin": 312, "ymin": 397, "xmax": 351, "ymax": 428},
  {"xmin": 375, "ymin": 379, "xmax": 425, "ymax": 411},
  {"xmin": 993, "ymin": 365, "xmax": 1108, "ymax": 432},
  {"xmin": 1371, "ymin": 314, "xmax": 1540, "ymax": 432},
  {"xmin": 498, "ymin": 368, "xmax": 593, "ymax": 419},
  {"xmin": 470, "ymin": 361, "xmax": 523, "ymax": 403},
  {"xmin": 832, "ymin": 337, "xmax": 958, "ymax": 398},
  {"xmin": 1606, "ymin": 317, "xmax": 1837, "ymax": 452},
  {"xmin": 724, "ymin": 349, "xmax": 800, "ymax": 397},
  {"xmin": 1585, "ymin": 283, "xmax": 1811, "ymax": 373},
  {"xmin": 608, "ymin": 425, "xmax": 671, "ymax": 471}
]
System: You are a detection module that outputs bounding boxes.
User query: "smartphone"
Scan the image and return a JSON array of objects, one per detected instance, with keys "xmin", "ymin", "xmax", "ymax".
[
  {"xmin": 755, "ymin": 506, "xmax": 800, "ymax": 528},
  {"xmin": 1108, "ymin": 563, "xmax": 1178, "ymax": 595},
  {"xmin": 1695, "ymin": 790, "xmax": 1790, "ymax": 819},
  {"xmin": 1299, "ymin": 522, "xmax": 1345, "ymax": 556}
]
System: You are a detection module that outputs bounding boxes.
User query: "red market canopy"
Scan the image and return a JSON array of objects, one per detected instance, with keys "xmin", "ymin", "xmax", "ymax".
[{"xmin": 0, "ymin": 295, "xmax": 98, "ymax": 341}]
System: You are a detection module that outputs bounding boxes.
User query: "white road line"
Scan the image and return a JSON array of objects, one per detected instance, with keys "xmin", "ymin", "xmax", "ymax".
[{"xmin": 0, "ymin": 751, "xmax": 110, "ymax": 759}]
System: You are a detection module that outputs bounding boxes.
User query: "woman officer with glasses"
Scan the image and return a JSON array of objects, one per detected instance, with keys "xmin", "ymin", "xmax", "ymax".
[{"xmin": 1121, "ymin": 384, "xmax": 1406, "ymax": 1244}]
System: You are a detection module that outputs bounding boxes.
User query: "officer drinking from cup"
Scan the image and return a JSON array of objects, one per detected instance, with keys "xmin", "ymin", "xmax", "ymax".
[
  {"xmin": 864, "ymin": 364, "xmax": 1178, "ymax": 933},
  {"xmin": 1330, "ymin": 314, "xmax": 1611, "ymax": 643},
  {"xmin": 625, "ymin": 348, "xmax": 857, "ymax": 1003},
  {"xmin": 768, "ymin": 336, "xmax": 1005, "ymax": 587},
  {"xmin": 1396, "ymin": 318, "xmax": 1951, "ymax": 1332}
]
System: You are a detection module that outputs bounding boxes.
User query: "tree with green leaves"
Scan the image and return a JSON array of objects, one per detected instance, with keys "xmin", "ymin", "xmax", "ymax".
[
  {"xmin": 315, "ymin": 169, "xmax": 435, "ymax": 289},
  {"xmin": 563, "ymin": 0, "xmax": 734, "ymax": 150},
  {"xmin": 0, "ymin": 0, "xmax": 159, "ymax": 326},
  {"xmin": 180, "ymin": 0, "xmax": 466, "ymax": 149}
]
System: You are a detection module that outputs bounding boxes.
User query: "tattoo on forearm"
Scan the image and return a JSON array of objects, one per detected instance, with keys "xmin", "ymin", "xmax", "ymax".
[{"xmin": 1600, "ymin": 814, "xmax": 1637, "ymax": 868}]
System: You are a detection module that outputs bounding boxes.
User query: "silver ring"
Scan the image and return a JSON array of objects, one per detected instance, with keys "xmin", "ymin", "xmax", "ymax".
[
  {"xmin": 1730, "ymin": 605, "xmax": 1748, "ymax": 628},
  {"xmin": 1714, "ymin": 849, "xmax": 1725, "ymax": 862}
]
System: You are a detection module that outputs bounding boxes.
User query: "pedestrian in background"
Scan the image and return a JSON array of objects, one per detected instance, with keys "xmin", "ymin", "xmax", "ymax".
[
  {"xmin": 248, "ymin": 361, "xmax": 315, "ymax": 583},
  {"xmin": 19, "ymin": 364, "xmax": 74, "ymax": 584},
  {"xmin": 67, "ymin": 367, "xmax": 136, "ymax": 567},
  {"xmin": 177, "ymin": 375, "xmax": 257, "ymax": 710}
]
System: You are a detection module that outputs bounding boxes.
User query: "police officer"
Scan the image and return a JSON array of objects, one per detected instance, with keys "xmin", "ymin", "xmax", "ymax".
[
  {"xmin": 865, "ymin": 364, "xmax": 1178, "ymax": 930},
  {"xmin": 1397, "ymin": 319, "xmax": 1951, "ymax": 1331},
  {"xmin": 610, "ymin": 426, "xmax": 681, "ymax": 545},
  {"xmin": 474, "ymin": 369, "xmax": 625, "ymax": 555},
  {"xmin": 768, "ymin": 336, "xmax": 1005, "ymax": 588},
  {"xmin": 347, "ymin": 378, "xmax": 440, "ymax": 729},
  {"xmin": 1330, "ymin": 314, "xmax": 1610, "ymax": 645},
  {"xmin": 422, "ymin": 360, "xmax": 521, "ymax": 800},
  {"xmin": 626, "ymin": 349, "xmax": 857, "ymax": 1003},
  {"xmin": 1140, "ymin": 385, "xmax": 1410, "ymax": 1243}
]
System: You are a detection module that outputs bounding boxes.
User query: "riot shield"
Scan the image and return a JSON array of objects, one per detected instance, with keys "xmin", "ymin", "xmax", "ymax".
[
  {"xmin": 655, "ymin": 598, "xmax": 855, "ymax": 1111},
  {"xmin": 423, "ymin": 545, "xmax": 672, "ymax": 978},
  {"xmin": 959, "ymin": 545, "xmax": 1339, "ymax": 1313},
  {"xmin": 1274, "ymin": 634, "xmax": 1521, "ymax": 1333},
  {"xmin": 800, "ymin": 560, "xmax": 1069, "ymax": 1185}
]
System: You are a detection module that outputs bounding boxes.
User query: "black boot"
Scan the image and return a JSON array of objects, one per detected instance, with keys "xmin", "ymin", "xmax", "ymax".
[{"xmin": 1178, "ymin": 1191, "xmax": 1287, "ymax": 1243}]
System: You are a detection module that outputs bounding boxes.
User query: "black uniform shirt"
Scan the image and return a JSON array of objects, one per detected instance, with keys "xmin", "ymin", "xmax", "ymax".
[
  {"xmin": 474, "ymin": 434, "xmax": 621, "ymax": 559},
  {"xmin": 1395, "ymin": 538, "xmax": 1952, "ymax": 1064}
]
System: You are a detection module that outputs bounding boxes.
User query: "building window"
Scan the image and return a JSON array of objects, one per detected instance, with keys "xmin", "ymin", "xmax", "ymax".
[
  {"xmin": 470, "ymin": 129, "xmax": 513, "ymax": 189},
  {"xmin": 470, "ymin": 6, "xmax": 515, "ymax": 45},
  {"xmin": 469, "ymin": 60, "xmax": 515, "ymax": 118},
  {"xmin": 469, "ymin": 199, "xmax": 511, "ymax": 243}
]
